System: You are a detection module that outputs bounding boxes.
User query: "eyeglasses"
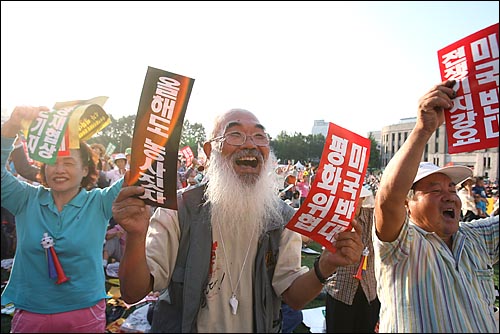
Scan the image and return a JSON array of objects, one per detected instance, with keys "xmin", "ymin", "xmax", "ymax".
[{"xmin": 209, "ymin": 131, "xmax": 270, "ymax": 147}]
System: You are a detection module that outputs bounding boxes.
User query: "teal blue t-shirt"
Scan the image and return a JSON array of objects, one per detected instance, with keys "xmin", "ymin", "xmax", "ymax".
[{"xmin": 1, "ymin": 136, "xmax": 124, "ymax": 313}]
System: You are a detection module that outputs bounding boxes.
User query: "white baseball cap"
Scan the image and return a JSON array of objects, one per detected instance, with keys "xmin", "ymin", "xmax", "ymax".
[
  {"xmin": 113, "ymin": 153, "xmax": 127, "ymax": 162},
  {"xmin": 413, "ymin": 162, "xmax": 472, "ymax": 186}
]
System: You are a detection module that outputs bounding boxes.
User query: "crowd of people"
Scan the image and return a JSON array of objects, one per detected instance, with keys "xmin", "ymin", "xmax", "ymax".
[{"xmin": 0, "ymin": 79, "xmax": 499, "ymax": 333}]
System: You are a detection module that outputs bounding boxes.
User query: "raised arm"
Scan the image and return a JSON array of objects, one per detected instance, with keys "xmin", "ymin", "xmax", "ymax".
[
  {"xmin": 10, "ymin": 139, "xmax": 40, "ymax": 183},
  {"xmin": 2, "ymin": 106, "xmax": 49, "ymax": 138},
  {"xmin": 375, "ymin": 80, "xmax": 456, "ymax": 242},
  {"xmin": 283, "ymin": 219, "xmax": 363, "ymax": 309},
  {"xmin": 112, "ymin": 180, "xmax": 154, "ymax": 303}
]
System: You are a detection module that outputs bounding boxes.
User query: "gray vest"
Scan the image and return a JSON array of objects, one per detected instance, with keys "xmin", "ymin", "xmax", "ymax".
[{"xmin": 150, "ymin": 184, "xmax": 296, "ymax": 333}]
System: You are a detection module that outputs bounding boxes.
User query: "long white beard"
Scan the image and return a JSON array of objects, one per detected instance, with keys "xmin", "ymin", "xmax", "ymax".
[{"xmin": 205, "ymin": 149, "xmax": 282, "ymax": 237}]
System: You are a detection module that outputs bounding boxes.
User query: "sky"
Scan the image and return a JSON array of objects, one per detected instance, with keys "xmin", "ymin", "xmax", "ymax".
[{"xmin": 1, "ymin": 1, "xmax": 499, "ymax": 139}]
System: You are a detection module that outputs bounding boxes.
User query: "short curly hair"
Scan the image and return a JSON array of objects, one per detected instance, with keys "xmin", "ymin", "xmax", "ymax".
[{"xmin": 90, "ymin": 143, "xmax": 106, "ymax": 157}]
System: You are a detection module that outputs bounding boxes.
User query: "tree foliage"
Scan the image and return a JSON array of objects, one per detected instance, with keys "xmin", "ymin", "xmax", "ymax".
[
  {"xmin": 87, "ymin": 115, "xmax": 135, "ymax": 154},
  {"xmin": 367, "ymin": 132, "xmax": 381, "ymax": 170},
  {"xmin": 271, "ymin": 131, "xmax": 325, "ymax": 165},
  {"xmin": 179, "ymin": 120, "xmax": 207, "ymax": 156},
  {"xmin": 89, "ymin": 115, "xmax": 207, "ymax": 157},
  {"xmin": 88, "ymin": 115, "xmax": 380, "ymax": 170}
]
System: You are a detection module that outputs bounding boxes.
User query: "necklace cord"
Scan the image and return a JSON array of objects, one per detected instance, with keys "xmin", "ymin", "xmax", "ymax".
[{"xmin": 215, "ymin": 221, "xmax": 256, "ymax": 296}]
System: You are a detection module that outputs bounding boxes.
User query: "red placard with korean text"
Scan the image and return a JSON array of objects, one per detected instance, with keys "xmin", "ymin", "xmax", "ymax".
[
  {"xmin": 437, "ymin": 23, "xmax": 499, "ymax": 154},
  {"xmin": 129, "ymin": 66, "xmax": 195, "ymax": 209},
  {"xmin": 285, "ymin": 123, "xmax": 370, "ymax": 253},
  {"xmin": 179, "ymin": 145, "xmax": 194, "ymax": 168}
]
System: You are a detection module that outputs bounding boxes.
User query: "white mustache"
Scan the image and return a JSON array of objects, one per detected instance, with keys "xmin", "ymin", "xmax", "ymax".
[{"xmin": 231, "ymin": 149, "xmax": 264, "ymax": 164}]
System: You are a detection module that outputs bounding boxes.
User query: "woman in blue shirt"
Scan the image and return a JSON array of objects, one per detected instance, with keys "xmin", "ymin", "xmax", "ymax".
[{"xmin": 1, "ymin": 106, "xmax": 123, "ymax": 332}]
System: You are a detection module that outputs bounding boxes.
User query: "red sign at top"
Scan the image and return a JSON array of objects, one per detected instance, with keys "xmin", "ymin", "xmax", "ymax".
[{"xmin": 437, "ymin": 23, "xmax": 499, "ymax": 154}]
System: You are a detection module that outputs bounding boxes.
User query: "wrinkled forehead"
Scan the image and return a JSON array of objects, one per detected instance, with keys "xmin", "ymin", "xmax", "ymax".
[{"xmin": 212, "ymin": 109, "xmax": 265, "ymax": 136}]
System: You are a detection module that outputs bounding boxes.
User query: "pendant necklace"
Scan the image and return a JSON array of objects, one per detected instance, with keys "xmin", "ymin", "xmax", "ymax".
[{"xmin": 216, "ymin": 221, "xmax": 256, "ymax": 315}]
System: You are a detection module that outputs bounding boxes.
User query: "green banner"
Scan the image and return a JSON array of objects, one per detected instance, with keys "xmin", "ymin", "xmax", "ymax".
[{"xmin": 26, "ymin": 97, "xmax": 110, "ymax": 164}]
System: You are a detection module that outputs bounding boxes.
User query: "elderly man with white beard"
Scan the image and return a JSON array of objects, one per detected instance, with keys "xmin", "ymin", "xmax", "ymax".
[{"xmin": 112, "ymin": 108, "xmax": 363, "ymax": 333}]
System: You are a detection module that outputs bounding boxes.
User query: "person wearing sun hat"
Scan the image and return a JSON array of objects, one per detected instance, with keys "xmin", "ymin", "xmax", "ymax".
[
  {"xmin": 105, "ymin": 153, "xmax": 128, "ymax": 185},
  {"xmin": 457, "ymin": 176, "xmax": 480, "ymax": 222},
  {"xmin": 373, "ymin": 80, "xmax": 498, "ymax": 333},
  {"xmin": 412, "ymin": 161, "xmax": 473, "ymax": 186}
]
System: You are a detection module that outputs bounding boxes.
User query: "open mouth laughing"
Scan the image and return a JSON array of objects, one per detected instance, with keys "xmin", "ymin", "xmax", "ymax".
[
  {"xmin": 235, "ymin": 156, "xmax": 259, "ymax": 168},
  {"xmin": 442, "ymin": 208, "xmax": 456, "ymax": 219},
  {"xmin": 232, "ymin": 149, "xmax": 263, "ymax": 170}
]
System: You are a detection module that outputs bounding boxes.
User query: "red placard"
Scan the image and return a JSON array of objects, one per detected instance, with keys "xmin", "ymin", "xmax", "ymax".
[
  {"xmin": 437, "ymin": 23, "xmax": 499, "ymax": 154},
  {"xmin": 285, "ymin": 122, "xmax": 370, "ymax": 253},
  {"xmin": 179, "ymin": 145, "xmax": 194, "ymax": 167}
]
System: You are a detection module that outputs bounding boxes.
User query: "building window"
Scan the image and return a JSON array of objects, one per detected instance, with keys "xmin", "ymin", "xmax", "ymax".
[{"xmin": 484, "ymin": 157, "xmax": 491, "ymax": 169}]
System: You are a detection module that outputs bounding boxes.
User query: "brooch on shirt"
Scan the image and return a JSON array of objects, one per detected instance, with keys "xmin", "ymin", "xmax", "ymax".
[{"xmin": 41, "ymin": 232, "xmax": 70, "ymax": 284}]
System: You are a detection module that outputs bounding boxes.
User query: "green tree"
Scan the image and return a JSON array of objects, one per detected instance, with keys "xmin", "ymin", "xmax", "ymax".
[
  {"xmin": 88, "ymin": 114, "xmax": 135, "ymax": 154},
  {"xmin": 367, "ymin": 132, "xmax": 381, "ymax": 170},
  {"xmin": 179, "ymin": 120, "xmax": 206, "ymax": 157},
  {"xmin": 89, "ymin": 116, "xmax": 207, "ymax": 158},
  {"xmin": 271, "ymin": 131, "xmax": 294, "ymax": 163},
  {"xmin": 271, "ymin": 131, "xmax": 325, "ymax": 165},
  {"xmin": 306, "ymin": 133, "xmax": 326, "ymax": 164}
]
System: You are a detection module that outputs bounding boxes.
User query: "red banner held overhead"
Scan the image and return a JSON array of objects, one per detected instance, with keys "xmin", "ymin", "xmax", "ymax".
[
  {"xmin": 437, "ymin": 23, "xmax": 499, "ymax": 154},
  {"xmin": 129, "ymin": 66, "xmax": 195, "ymax": 209},
  {"xmin": 286, "ymin": 123, "xmax": 371, "ymax": 253}
]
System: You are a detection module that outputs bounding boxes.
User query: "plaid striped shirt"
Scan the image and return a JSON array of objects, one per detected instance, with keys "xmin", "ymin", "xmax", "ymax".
[
  {"xmin": 373, "ymin": 215, "xmax": 499, "ymax": 333},
  {"xmin": 324, "ymin": 207, "xmax": 378, "ymax": 305}
]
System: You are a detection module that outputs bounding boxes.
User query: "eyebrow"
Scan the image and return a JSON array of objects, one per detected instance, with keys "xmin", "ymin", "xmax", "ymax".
[{"xmin": 224, "ymin": 121, "xmax": 266, "ymax": 132}]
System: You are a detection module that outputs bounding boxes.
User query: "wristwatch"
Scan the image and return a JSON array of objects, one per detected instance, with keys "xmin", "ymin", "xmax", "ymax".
[{"xmin": 313, "ymin": 255, "xmax": 335, "ymax": 284}]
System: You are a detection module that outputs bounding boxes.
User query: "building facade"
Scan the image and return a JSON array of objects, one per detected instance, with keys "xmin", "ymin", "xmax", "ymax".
[
  {"xmin": 311, "ymin": 119, "xmax": 329, "ymax": 137},
  {"xmin": 380, "ymin": 117, "xmax": 499, "ymax": 181}
]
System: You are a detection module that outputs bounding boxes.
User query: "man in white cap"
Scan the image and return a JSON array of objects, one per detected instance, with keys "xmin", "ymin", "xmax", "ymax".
[{"xmin": 374, "ymin": 80, "xmax": 499, "ymax": 332}]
